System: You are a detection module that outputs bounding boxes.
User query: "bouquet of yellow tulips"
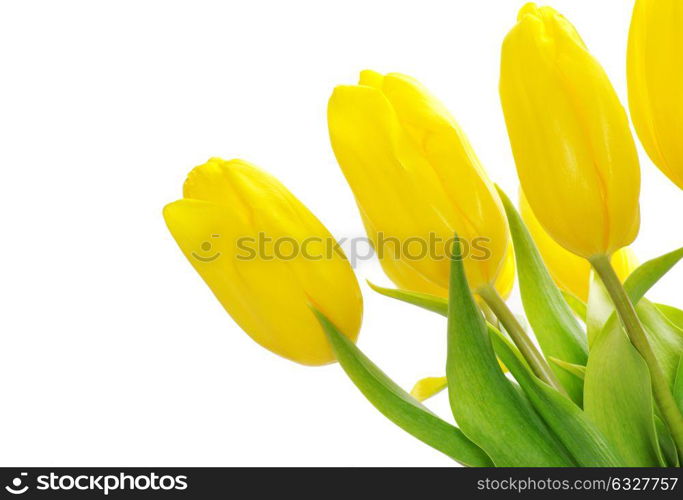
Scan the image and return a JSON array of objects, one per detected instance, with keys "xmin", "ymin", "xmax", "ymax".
[{"xmin": 163, "ymin": 2, "xmax": 683, "ymax": 467}]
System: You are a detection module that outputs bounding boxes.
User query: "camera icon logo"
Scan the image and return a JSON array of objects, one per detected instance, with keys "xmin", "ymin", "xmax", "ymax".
[{"xmin": 5, "ymin": 473, "xmax": 28, "ymax": 495}]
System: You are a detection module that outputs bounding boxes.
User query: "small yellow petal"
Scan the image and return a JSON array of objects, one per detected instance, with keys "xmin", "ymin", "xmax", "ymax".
[
  {"xmin": 410, "ymin": 376, "xmax": 448, "ymax": 402},
  {"xmin": 411, "ymin": 362, "xmax": 508, "ymax": 403}
]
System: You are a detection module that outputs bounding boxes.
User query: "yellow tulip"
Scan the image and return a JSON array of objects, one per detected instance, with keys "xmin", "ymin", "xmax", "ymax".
[
  {"xmin": 628, "ymin": 0, "xmax": 683, "ymax": 189},
  {"xmin": 520, "ymin": 192, "xmax": 638, "ymax": 302},
  {"xmin": 328, "ymin": 70, "xmax": 511, "ymax": 297},
  {"xmin": 163, "ymin": 158, "xmax": 363, "ymax": 366},
  {"xmin": 495, "ymin": 245, "xmax": 515, "ymax": 300},
  {"xmin": 500, "ymin": 3, "xmax": 641, "ymax": 259}
]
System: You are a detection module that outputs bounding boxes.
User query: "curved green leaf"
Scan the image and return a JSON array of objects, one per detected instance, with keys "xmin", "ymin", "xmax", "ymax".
[
  {"xmin": 549, "ymin": 357, "xmax": 586, "ymax": 381},
  {"xmin": 497, "ymin": 187, "xmax": 587, "ymax": 405},
  {"xmin": 656, "ymin": 304, "xmax": 683, "ymax": 341},
  {"xmin": 675, "ymin": 356, "xmax": 683, "ymax": 414},
  {"xmin": 313, "ymin": 309, "xmax": 493, "ymax": 467},
  {"xmin": 562, "ymin": 291, "xmax": 587, "ymax": 322},
  {"xmin": 589, "ymin": 274, "xmax": 683, "ymax": 390},
  {"xmin": 583, "ymin": 315, "xmax": 666, "ymax": 467},
  {"xmin": 624, "ymin": 247, "xmax": 683, "ymax": 304},
  {"xmin": 446, "ymin": 240, "xmax": 574, "ymax": 467},
  {"xmin": 636, "ymin": 300, "xmax": 683, "ymax": 389},
  {"xmin": 367, "ymin": 281, "xmax": 447, "ymax": 316},
  {"xmin": 655, "ymin": 415, "xmax": 680, "ymax": 467}
]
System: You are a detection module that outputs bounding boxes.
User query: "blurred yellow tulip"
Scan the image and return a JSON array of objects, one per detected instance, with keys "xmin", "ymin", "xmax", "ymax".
[
  {"xmin": 163, "ymin": 158, "xmax": 363, "ymax": 366},
  {"xmin": 495, "ymin": 245, "xmax": 515, "ymax": 300},
  {"xmin": 500, "ymin": 3, "xmax": 641, "ymax": 259},
  {"xmin": 328, "ymin": 70, "xmax": 511, "ymax": 297},
  {"xmin": 628, "ymin": 0, "xmax": 683, "ymax": 189},
  {"xmin": 520, "ymin": 192, "xmax": 638, "ymax": 302}
]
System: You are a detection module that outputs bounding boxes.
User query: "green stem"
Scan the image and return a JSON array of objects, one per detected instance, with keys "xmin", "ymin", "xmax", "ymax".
[
  {"xmin": 478, "ymin": 284, "xmax": 566, "ymax": 394},
  {"xmin": 590, "ymin": 254, "xmax": 683, "ymax": 462}
]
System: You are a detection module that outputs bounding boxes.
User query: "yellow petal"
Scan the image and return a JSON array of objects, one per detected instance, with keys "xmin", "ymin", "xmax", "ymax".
[
  {"xmin": 612, "ymin": 246, "xmax": 639, "ymax": 283},
  {"xmin": 411, "ymin": 361, "xmax": 509, "ymax": 403},
  {"xmin": 164, "ymin": 159, "xmax": 363, "ymax": 366},
  {"xmin": 410, "ymin": 376, "xmax": 448, "ymax": 402},
  {"xmin": 501, "ymin": 3, "xmax": 640, "ymax": 258},
  {"xmin": 628, "ymin": 0, "xmax": 683, "ymax": 189}
]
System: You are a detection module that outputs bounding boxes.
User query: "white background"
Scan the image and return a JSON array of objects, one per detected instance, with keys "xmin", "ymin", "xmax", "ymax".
[{"xmin": 1, "ymin": 0, "xmax": 681, "ymax": 467}]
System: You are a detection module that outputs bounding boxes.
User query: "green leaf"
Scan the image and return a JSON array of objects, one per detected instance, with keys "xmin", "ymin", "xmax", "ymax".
[
  {"xmin": 497, "ymin": 187, "xmax": 587, "ymax": 405},
  {"xmin": 313, "ymin": 309, "xmax": 493, "ymax": 467},
  {"xmin": 549, "ymin": 357, "xmax": 586, "ymax": 381},
  {"xmin": 675, "ymin": 356, "xmax": 683, "ymax": 414},
  {"xmin": 562, "ymin": 291, "xmax": 587, "ymax": 322},
  {"xmin": 655, "ymin": 415, "xmax": 680, "ymax": 467},
  {"xmin": 446, "ymin": 239, "xmax": 574, "ymax": 467},
  {"xmin": 583, "ymin": 315, "xmax": 666, "ymax": 467},
  {"xmin": 587, "ymin": 280, "xmax": 682, "ymax": 388},
  {"xmin": 367, "ymin": 281, "xmax": 447, "ymax": 316},
  {"xmin": 489, "ymin": 326, "xmax": 622, "ymax": 467},
  {"xmin": 636, "ymin": 300, "xmax": 683, "ymax": 388},
  {"xmin": 656, "ymin": 303, "xmax": 683, "ymax": 340},
  {"xmin": 623, "ymin": 247, "xmax": 683, "ymax": 304}
]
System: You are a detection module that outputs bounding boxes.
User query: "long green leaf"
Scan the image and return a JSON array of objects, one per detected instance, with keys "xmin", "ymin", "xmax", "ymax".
[
  {"xmin": 584, "ymin": 263, "xmax": 682, "ymax": 467},
  {"xmin": 655, "ymin": 415, "xmax": 680, "ymax": 467},
  {"xmin": 367, "ymin": 281, "xmax": 447, "ymax": 316},
  {"xmin": 588, "ymin": 277, "xmax": 683, "ymax": 389},
  {"xmin": 583, "ymin": 314, "xmax": 666, "ymax": 467},
  {"xmin": 562, "ymin": 291, "xmax": 587, "ymax": 322},
  {"xmin": 489, "ymin": 325, "xmax": 622, "ymax": 466},
  {"xmin": 657, "ymin": 303, "xmax": 683, "ymax": 335},
  {"xmin": 549, "ymin": 357, "xmax": 586, "ymax": 381},
  {"xmin": 313, "ymin": 309, "xmax": 493, "ymax": 467},
  {"xmin": 624, "ymin": 247, "xmax": 683, "ymax": 304},
  {"xmin": 446, "ymin": 239, "xmax": 574, "ymax": 467},
  {"xmin": 636, "ymin": 300, "xmax": 683, "ymax": 388},
  {"xmin": 497, "ymin": 188, "xmax": 587, "ymax": 405},
  {"xmin": 675, "ymin": 356, "xmax": 683, "ymax": 414}
]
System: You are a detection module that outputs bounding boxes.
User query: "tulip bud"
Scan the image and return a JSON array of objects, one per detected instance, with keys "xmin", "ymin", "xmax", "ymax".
[
  {"xmin": 628, "ymin": 0, "xmax": 683, "ymax": 189},
  {"xmin": 163, "ymin": 158, "xmax": 363, "ymax": 366},
  {"xmin": 328, "ymin": 70, "xmax": 511, "ymax": 296},
  {"xmin": 500, "ymin": 3, "xmax": 641, "ymax": 259},
  {"xmin": 520, "ymin": 192, "xmax": 638, "ymax": 302}
]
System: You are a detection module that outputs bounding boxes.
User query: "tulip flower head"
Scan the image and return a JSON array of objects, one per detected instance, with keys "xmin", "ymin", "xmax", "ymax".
[
  {"xmin": 520, "ymin": 192, "xmax": 638, "ymax": 302},
  {"xmin": 628, "ymin": 0, "xmax": 683, "ymax": 189},
  {"xmin": 328, "ymin": 70, "xmax": 511, "ymax": 297},
  {"xmin": 500, "ymin": 3, "xmax": 641, "ymax": 259},
  {"xmin": 163, "ymin": 158, "xmax": 363, "ymax": 366}
]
